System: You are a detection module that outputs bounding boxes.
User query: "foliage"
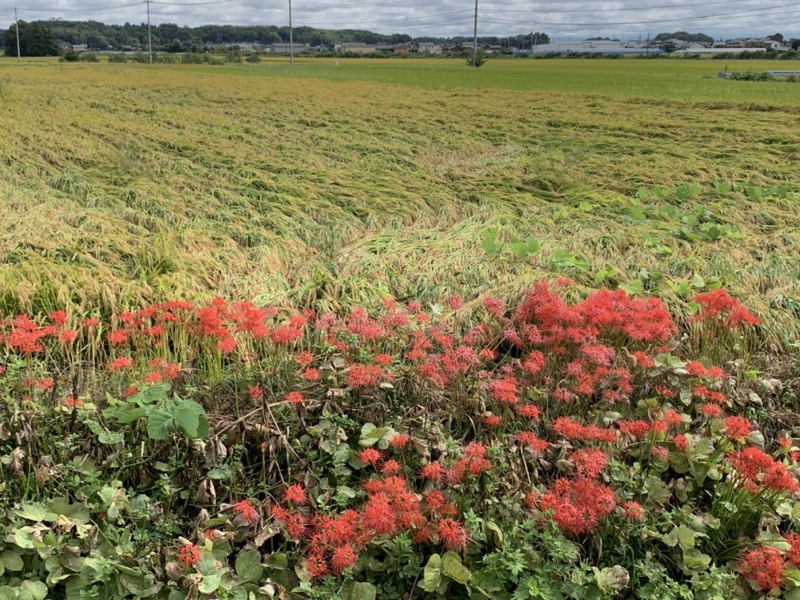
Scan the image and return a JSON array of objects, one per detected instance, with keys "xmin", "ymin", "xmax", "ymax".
[{"xmin": 3, "ymin": 21, "xmax": 58, "ymax": 57}]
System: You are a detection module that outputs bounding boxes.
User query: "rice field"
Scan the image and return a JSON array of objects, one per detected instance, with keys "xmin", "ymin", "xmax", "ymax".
[{"xmin": 1, "ymin": 58, "xmax": 799, "ymax": 347}]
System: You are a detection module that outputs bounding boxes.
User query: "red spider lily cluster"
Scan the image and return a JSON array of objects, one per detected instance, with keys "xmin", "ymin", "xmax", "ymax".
[
  {"xmin": 267, "ymin": 446, "xmax": 473, "ymax": 579},
  {"xmin": 738, "ymin": 534, "xmax": 800, "ymax": 593},
  {"xmin": 4, "ymin": 283, "xmax": 793, "ymax": 591}
]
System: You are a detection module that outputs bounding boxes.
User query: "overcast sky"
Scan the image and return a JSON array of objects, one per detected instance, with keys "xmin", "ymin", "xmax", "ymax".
[{"xmin": 12, "ymin": 0, "xmax": 800, "ymax": 40}]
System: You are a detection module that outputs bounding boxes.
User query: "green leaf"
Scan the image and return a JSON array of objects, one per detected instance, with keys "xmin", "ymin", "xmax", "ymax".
[
  {"xmin": 676, "ymin": 525, "xmax": 696, "ymax": 550},
  {"xmin": 198, "ymin": 572, "xmax": 222, "ymax": 594},
  {"xmin": 20, "ymin": 580, "xmax": 48, "ymax": 600},
  {"xmin": 107, "ymin": 405, "xmax": 148, "ymax": 424},
  {"xmin": 173, "ymin": 399, "xmax": 206, "ymax": 439},
  {"xmin": 15, "ymin": 503, "xmax": 53, "ymax": 522},
  {"xmin": 579, "ymin": 201, "xmax": 594, "ymax": 212},
  {"xmin": 345, "ymin": 582, "xmax": 377, "ymax": 600},
  {"xmin": 235, "ymin": 551, "xmax": 263, "ymax": 583},
  {"xmin": 441, "ymin": 551, "xmax": 471, "ymax": 585},
  {"xmin": 593, "ymin": 566, "xmax": 629, "ymax": 593},
  {"xmin": 620, "ymin": 279, "xmax": 644, "ymax": 296},
  {"xmin": 422, "ymin": 554, "xmax": 443, "ymax": 593},
  {"xmin": 48, "ymin": 499, "xmax": 91, "ymax": 525},
  {"xmin": 758, "ymin": 531, "xmax": 791, "ymax": 551},
  {"xmin": 1, "ymin": 550, "xmax": 24, "ymax": 572},
  {"xmin": 147, "ymin": 407, "xmax": 175, "ymax": 440},
  {"xmin": 682, "ymin": 548, "xmax": 711, "ymax": 571},
  {"xmin": 481, "ymin": 230, "xmax": 500, "ymax": 255}
]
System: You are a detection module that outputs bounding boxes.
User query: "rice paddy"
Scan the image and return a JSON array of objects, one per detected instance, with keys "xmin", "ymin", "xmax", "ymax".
[{"xmin": 1, "ymin": 58, "xmax": 799, "ymax": 348}]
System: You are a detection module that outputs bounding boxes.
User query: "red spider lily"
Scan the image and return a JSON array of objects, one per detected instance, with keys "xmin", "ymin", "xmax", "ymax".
[
  {"xmin": 285, "ymin": 392, "xmax": 304, "ymax": 404},
  {"xmin": 420, "ymin": 462, "xmax": 444, "ymax": 481},
  {"xmin": 390, "ymin": 434, "xmax": 410, "ymax": 449},
  {"xmin": 483, "ymin": 415, "xmax": 502, "ymax": 428},
  {"xmin": 786, "ymin": 533, "xmax": 800, "ymax": 566},
  {"xmin": 693, "ymin": 289, "xmax": 760, "ymax": 328},
  {"xmin": 109, "ymin": 357, "xmax": 133, "ymax": 371},
  {"xmin": 622, "ymin": 501, "xmax": 643, "ymax": 521},
  {"xmin": 553, "ymin": 417, "xmax": 616, "ymax": 443},
  {"xmin": 65, "ymin": 396, "xmax": 83, "ymax": 409},
  {"xmin": 671, "ymin": 434, "xmax": 690, "ymax": 452},
  {"xmin": 437, "ymin": 518, "xmax": 468, "ymax": 551},
  {"xmin": 233, "ymin": 499, "xmax": 259, "ymax": 526},
  {"xmin": 381, "ymin": 460, "xmax": 402, "ymax": 475},
  {"xmin": 359, "ymin": 448, "xmax": 382, "ymax": 465},
  {"xmin": 728, "ymin": 447, "xmax": 799, "ymax": 494},
  {"xmin": 738, "ymin": 546, "xmax": 784, "ymax": 591},
  {"xmin": 539, "ymin": 477, "xmax": 616, "ymax": 535},
  {"xmin": 516, "ymin": 404, "xmax": 541, "ymax": 420},
  {"xmin": 248, "ymin": 385, "xmax": 263, "ymax": 400},
  {"xmin": 570, "ymin": 448, "xmax": 609, "ymax": 479},
  {"xmin": 724, "ymin": 416, "xmax": 753, "ymax": 441},
  {"xmin": 176, "ymin": 543, "xmax": 201, "ymax": 566},
  {"xmin": 331, "ymin": 544, "xmax": 358, "ymax": 573},
  {"xmin": 518, "ymin": 431, "xmax": 549, "ymax": 454},
  {"xmin": 284, "ymin": 485, "xmax": 307, "ymax": 505}
]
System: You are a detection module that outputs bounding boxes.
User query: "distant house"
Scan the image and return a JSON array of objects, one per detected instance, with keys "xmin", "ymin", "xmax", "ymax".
[
  {"xmin": 416, "ymin": 42, "xmax": 442, "ymax": 54},
  {"xmin": 334, "ymin": 42, "xmax": 379, "ymax": 53},
  {"xmin": 55, "ymin": 39, "xmax": 72, "ymax": 53},
  {"xmin": 269, "ymin": 42, "xmax": 310, "ymax": 54},
  {"xmin": 72, "ymin": 44, "xmax": 88, "ymax": 53}
]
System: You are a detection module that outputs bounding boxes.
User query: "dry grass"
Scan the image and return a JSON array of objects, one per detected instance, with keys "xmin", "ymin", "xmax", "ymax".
[{"xmin": 0, "ymin": 61, "xmax": 798, "ymax": 348}]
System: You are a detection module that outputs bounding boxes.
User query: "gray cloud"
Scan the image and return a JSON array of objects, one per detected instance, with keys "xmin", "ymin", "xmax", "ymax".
[{"xmin": 14, "ymin": 0, "xmax": 799, "ymax": 40}]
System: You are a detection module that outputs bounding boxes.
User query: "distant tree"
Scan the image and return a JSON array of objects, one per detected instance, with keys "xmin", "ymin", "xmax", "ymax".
[
  {"xmin": 791, "ymin": 38, "xmax": 800, "ymax": 50},
  {"xmin": 653, "ymin": 31, "xmax": 713, "ymax": 45},
  {"xmin": 768, "ymin": 33, "xmax": 784, "ymax": 42},
  {"xmin": 3, "ymin": 21, "xmax": 58, "ymax": 56}
]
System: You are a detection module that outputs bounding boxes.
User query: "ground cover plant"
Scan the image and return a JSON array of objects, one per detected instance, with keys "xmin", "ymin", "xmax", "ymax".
[{"xmin": 0, "ymin": 283, "xmax": 798, "ymax": 599}]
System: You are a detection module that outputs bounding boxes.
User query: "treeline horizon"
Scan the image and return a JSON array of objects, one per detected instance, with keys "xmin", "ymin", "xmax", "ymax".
[{"xmin": 1, "ymin": 19, "xmax": 552, "ymax": 51}]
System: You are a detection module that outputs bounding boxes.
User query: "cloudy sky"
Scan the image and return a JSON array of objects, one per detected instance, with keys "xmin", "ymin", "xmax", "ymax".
[{"xmin": 12, "ymin": 0, "xmax": 799, "ymax": 40}]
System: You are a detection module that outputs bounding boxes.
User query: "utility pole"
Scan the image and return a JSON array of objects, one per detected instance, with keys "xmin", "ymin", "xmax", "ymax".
[
  {"xmin": 471, "ymin": 0, "xmax": 478, "ymax": 67},
  {"xmin": 146, "ymin": 0, "xmax": 153, "ymax": 63},
  {"xmin": 14, "ymin": 7, "xmax": 21, "ymax": 61},
  {"xmin": 289, "ymin": 0, "xmax": 293, "ymax": 64}
]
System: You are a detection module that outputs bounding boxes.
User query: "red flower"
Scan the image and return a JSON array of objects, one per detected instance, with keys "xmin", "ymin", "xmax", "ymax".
[
  {"xmin": 285, "ymin": 391, "xmax": 304, "ymax": 404},
  {"xmin": 518, "ymin": 431, "xmax": 549, "ymax": 454},
  {"xmin": 284, "ymin": 485, "xmax": 306, "ymax": 505},
  {"xmin": 331, "ymin": 544, "xmax": 358, "ymax": 573},
  {"xmin": 671, "ymin": 434, "xmax": 689, "ymax": 452},
  {"xmin": 517, "ymin": 404, "xmax": 541, "ymax": 420},
  {"xmin": 301, "ymin": 368, "xmax": 320, "ymax": 381},
  {"xmin": 437, "ymin": 518, "xmax": 468, "ymax": 551},
  {"xmin": 177, "ymin": 543, "xmax": 201, "ymax": 566},
  {"xmin": 233, "ymin": 499, "xmax": 258, "ymax": 525},
  {"xmin": 359, "ymin": 448, "xmax": 382, "ymax": 465},
  {"xmin": 65, "ymin": 396, "xmax": 83, "ymax": 409},
  {"xmin": 785, "ymin": 533, "xmax": 800, "ymax": 566},
  {"xmin": 738, "ymin": 547, "xmax": 784, "ymax": 591},
  {"xmin": 482, "ymin": 415, "xmax": 502, "ymax": 428},
  {"xmin": 420, "ymin": 462, "xmax": 444, "ymax": 480},
  {"xmin": 724, "ymin": 416, "xmax": 752, "ymax": 440},
  {"xmin": 699, "ymin": 403, "xmax": 723, "ymax": 418},
  {"xmin": 109, "ymin": 357, "xmax": 133, "ymax": 371},
  {"xmin": 390, "ymin": 434, "xmax": 410, "ymax": 449},
  {"xmin": 381, "ymin": 459, "xmax": 402, "ymax": 475},
  {"xmin": 571, "ymin": 448, "xmax": 609, "ymax": 479},
  {"xmin": 248, "ymin": 385, "xmax": 263, "ymax": 400},
  {"xmin": 539, "ymin": 478, "xmax": 616, "ymax": 535},
  {"xmin": 622, "ymin": 501, "xmax": 643, "ymax": 521}
]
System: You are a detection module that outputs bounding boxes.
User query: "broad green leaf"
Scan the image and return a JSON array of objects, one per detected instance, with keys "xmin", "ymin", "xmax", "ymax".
[
  {"xmin": 422, "ymin": 554, "xmax": 443, "ymax": 593},
  {"xmin": 345, "ymin": 582, "xmax": 377, "ymax": 600},
  {"xmin": 758, "ymin": 531, "xmax": 791, "ymax": 551},
  {"xmin": 676, "ymin": 525, "xmax": 696, "ymax": 550},
  {"xmin": 147, "ymin": 408, "xmax": 175, "ymax": 440},
  {"xmin": 236, "ymin": 551, "xmax": 263, "ymax": 583},
  {"xmin": 48, "ymin": 499, "xmax": 91, "ymax": 525},
  {"xmin": 620, "ymin": 280, "xmax": 644, "ymax": 296},
  {"xmin": 441, "ymin": 551, "xmax": 471, "ymax": 585},
  {"xmin": 682, "ymin": 548, "xmax": 711, "ymax": 571},
  {"xmin": 174, "ymin": 399, "xmax": 206, "ymax": 439},
  {"xmin": 198, "ymin": 572, "xmax": 222, "ymax": 594},
  {"xmin": 107, "ymin": 405, "xmax": 148, "ymax": 424},
  {"xmin": 20, "ymin": 580, "xmax": 48, "ymax": 600},
  {"xmin": 15, "ymin": 503, "xmax": 53, "ymax": 522},
  {"xmin": 1, "ymin": 549, "xmax": 24, "ymax": 571}
]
